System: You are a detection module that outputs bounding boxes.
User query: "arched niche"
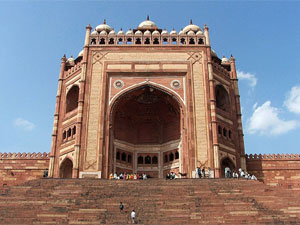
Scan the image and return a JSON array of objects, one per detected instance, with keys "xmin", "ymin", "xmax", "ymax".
[
  {"xmin": 215, "ymin": 84, "xmax": 230, "ymax": 111},
  {"xmin": 66, "ymin": 85, "xmax": 79, "ymax": 113},
  {"xmin": 220, "ymin": 157, "xmax": 235, "ymax": 178},
  {"xmin": 59, "ymin": 158, "xmax": 73, "ymax": 178}
]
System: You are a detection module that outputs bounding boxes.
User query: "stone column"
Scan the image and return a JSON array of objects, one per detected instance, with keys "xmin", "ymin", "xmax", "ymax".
[
  {"xmin": 230, "ymin": 56, "xmax": 246, "ymax": 171},
  {"xmin": 74, "ymin": 24, "xmax": 92, "ymax": 178},
  {"xmin": 49, "ymin": 55, "xmax": 66, "ymax": 178}
]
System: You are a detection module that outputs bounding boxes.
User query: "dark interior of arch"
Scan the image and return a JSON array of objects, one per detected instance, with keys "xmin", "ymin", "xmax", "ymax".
[
  {"xmin": 59, "ymin": 158, "xmax": 73, "ymax": 178},
  {"xmin": 113, "ymin": 86, "xmax": 180, "ymax": 144},
  {"xmin": 215, "ymin": 85, "xmax": 229, "ymax": 111},
  {"xmin": 66, "ymin": 85, "xmax": 79, "ymax": 113}
]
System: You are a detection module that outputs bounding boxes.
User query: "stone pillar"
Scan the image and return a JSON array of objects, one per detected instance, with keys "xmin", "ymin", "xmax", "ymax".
[
  {"xmin": 230, "ymin": 56, "xmax": 246, "ymax": 171},
  {"xmin": 204, "ymin": 25, "xmax": 220, "ymax": 177},
  {"xmin": 49, "ymin": 55, "xmax": 66, "ymax": 178},
  {"xmin": 74, "ymin": 24, "xmax": 92, "ymax": 178}
]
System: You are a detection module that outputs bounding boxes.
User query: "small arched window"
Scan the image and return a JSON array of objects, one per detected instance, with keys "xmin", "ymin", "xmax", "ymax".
[
  {"xmin": 67, "ymin": 128, "xmax": 72, "ymax": 137},
  {"xmin": 135, "ymin": 38, "xmax": 141, "ymax": 44},
  {"xmin": 223, "ymin": 128, "xmax": 227, "ymax": 137},
  {"xmin": 215, "ymin": 85, "xmax": 230, "ymax": 111},
  {"xmin": 100, "ymin": 38, "xmax": 105, "ymax": 44},
  {"xmin": 218, "ymin": 126, "xmax": 222, "ymax": 135},
  {"xmin": 169, "ymin": 153, "xmax": 174, "ymax": 161},
  {"xmin": 63, "ymin": 131, "xmax": 66, "ymax": 140},
  {"xmin": 91, "ymin": 39, "xmax": 96, "ymax": 44},
  {"xmin": 229, "ymin": 130, "xmax": 232, "ymax": 139},
  {"xmin": 138, "ymin": 156, "xmax": 143, "ymax": 164},
  {"xmin": 108, "ymin": 38, "xmax": 114, "ymax": 44},
  {"xmin": 152, "ymin": 156, "xmax": 158, "ymax": 164},
  {"xmin": 180, "ymin": 38, "xmax": 186, "ymax": 45},
  {"xmin": 164, "ymin": 155, "xmax": 168, "ymax": 163},
  {"xmin": 127, "ymin": 154, "xmax": 132, "ymax": 163},
  {"xmin": 121, "ymin": 152, "xmax": 126, "ymax": 161},
  {"xmin": 163, "ymin": 38, "xmax": 168, "ymax": 44},
  {"xmin": 189, "ymin": 38, "xmax": 195, "ymax": 44},
  {"xmin": 126, "ymin": 38, "xmax": 132, "ymax": 44},
  {"xmin": 172, "ymin": 38, "xmax": 177, "ymax": 45},
  {"xmin": 153, "ymin": 38, "xmax": 159, "ymax": 44},
  {"xmin": 118, "ymin": 38, "xmax": 123, "ymax": 45},
  {"xmin": 145, "ymin": 155, "xmax": 151, "ymax": 164},
  {"xmin": 66, "ymin": 85, "xmax": 79, "ymax": 113},
  {"xmin": 144, "ymin": 38, "xmax": 150, "ymax": 44},
  {"xmin": 175, "ymin": 151, "xmax": 179, "ymax": 160},
  {"xmin": 198, "ymin": 38, "xmax": 204, "ymax": 44},
  {"xmin": 116, "ymin": 151, "xmax": 120, "ymax": 160},
  {"xmin": 72, "ymin": 126, "xmax": 76, "ymax": 136}
]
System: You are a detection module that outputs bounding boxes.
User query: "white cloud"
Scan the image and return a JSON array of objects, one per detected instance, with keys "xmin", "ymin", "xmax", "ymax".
[
  {"xmin": 284, "ymin": 85, "xmax": 300, "ymax": 114},
  {"xmin": 248, "ymin": 101, "xmax": 298, "ymax": 136},
  {"xmin": 237, "ymin": 70, "xmax": 257, "ymax": 87},
  {"xmin": 14, "ymin": 118, "xmax": 35, "ymax": 131}
]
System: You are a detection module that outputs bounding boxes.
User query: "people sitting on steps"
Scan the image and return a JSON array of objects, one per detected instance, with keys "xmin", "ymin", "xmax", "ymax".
[{"xmin": 109, "ymin": 172, "xmax": 148, "ymax": 180}]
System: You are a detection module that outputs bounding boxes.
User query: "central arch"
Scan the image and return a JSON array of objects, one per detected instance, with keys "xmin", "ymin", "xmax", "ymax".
[{"xmin": 107, "ymin": 85, "xmax": 185, "ymax": 178}]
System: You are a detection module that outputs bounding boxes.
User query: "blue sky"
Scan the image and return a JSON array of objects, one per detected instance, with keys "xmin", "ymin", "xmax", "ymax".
[{"xmin": 0, "ymin": 1, "xmax": 299, "ymax": 154}]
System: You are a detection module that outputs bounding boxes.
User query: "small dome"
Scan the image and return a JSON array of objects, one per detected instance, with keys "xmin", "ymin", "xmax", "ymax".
[
  {"xmin": 161, "ymin": 29, "xmax": 168, "ymax": 35},
  {"xmin": 178, "ymin": 29, "xmax": 184, "ymax": 35},
  {"xmin": 67, "ymin": 56, "xmax": 75, "ymax": 65},
  {"xmin": 91, "ymin": 30, "xmax": 98, "ymax": 35},
  {"xmin": 95, "ymin": 19, "xmax": 112, "ymax": 32},
  {"xmin": 100, "ymin": 30, "xmax": 107, "ymax": 35},
  {"xmin": 211, "ymin": 49, "xmax": 218, "ymax": 57},
  {"xmin": 117, "ymin": 29, "xmax": 124, "ymax": 35},
  {"xmin": 170, "ymin": 29, "xmax": 177, "ymax": 35},
  {"xmin": 138, "ymin": 16, "xmax": 157, "ymax": 30},
  {"xmin": 183, "ymin": 20, "xmax": 201, "ymax": 34},
  {"xmin": 135, "ymin": 30, "xmax": 142, "ymax": 35},
  {"xmin": 108, "ymin": 30, "xmax": 116, "ymax": 36},
  {"xmin": 77, "ymin": 50, "xmax": 83, "ymax": 57},
  {"xmin": 222, "ymin": 56, "xmax": 229, "ymax": 63},
  {"xmin": 187, "ymin": 30, "xmax": 195, "ymax": 36},
  {"xmin": 152, "ymin": 30, "xmax": 160, "ymax": 35},
  {"xmin": 196, "ymin": 30, "xmax": 203, "ymax": 35},
  {"xmin": 126, "ymin": 29, "xmax": 133, "ymax": 35},
  {"xmin": 144, "ymin": 30, "xmax": 151, "ymax": 36}
]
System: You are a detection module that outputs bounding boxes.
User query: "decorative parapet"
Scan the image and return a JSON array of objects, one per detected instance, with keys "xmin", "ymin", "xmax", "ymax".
[
  {"xmin": 66, "ymin": 62, "xmax": 82, "ymax": 78},
  {"xmin": 0, "ymin": 152, "xmax": 50, "ymax": 159},
  {"xmin": 246, "ymin": 154, "xmax": 300, "ymax": 160},
  {"xmin": 89, "ymin": 31, "xmax": 206, "ymax": 46}
]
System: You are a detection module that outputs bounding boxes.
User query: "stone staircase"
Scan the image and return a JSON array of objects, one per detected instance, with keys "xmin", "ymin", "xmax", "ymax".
[{"xmin": 0, "ymin": 178, "xmax": 299, "ymax": 224}]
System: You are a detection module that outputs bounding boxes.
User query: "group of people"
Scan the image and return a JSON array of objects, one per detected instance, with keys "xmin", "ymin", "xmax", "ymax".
[
  {"xmin": 230, "ymin": 168, "xmax": 257, "ymax": 180},
  {"xmin": 166, "ymin": 172, "xmax": 178, "ymax": 180},
  {"xmin": 109, "ymin": 172, "xmax": 148, "ymax": 180},
  {"xmin": 196, "ymin": 167, "xmax": 211, "ymax": 178}
]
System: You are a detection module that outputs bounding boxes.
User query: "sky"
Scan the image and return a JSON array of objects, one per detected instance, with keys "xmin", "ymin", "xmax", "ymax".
[{"xmin": 0, "ymin": 1, "xmax": 299, "ymax": 155}]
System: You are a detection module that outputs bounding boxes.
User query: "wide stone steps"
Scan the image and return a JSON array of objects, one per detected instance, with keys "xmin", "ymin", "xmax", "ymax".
[{"xmin": 0, "ymin": 178, "xmax": 299, "ymax": 224}]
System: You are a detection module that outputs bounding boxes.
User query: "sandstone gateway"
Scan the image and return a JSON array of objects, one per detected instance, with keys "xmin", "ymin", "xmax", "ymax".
[{"xmin": 0, "ymin": 18, "xmax": 299, "ymax": 188}]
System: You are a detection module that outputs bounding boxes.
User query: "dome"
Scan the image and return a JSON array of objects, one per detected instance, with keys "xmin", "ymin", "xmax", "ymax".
[
  {"xmin": 135, "ymin": 30, "xmax": 142, "ymax": 36},
  {"xmin": 95, "ymin": 19, "xmax": 112, "ymax": 32},
  {"xmin": 137, "ymin": 16, "xmax": 157, "ymax": 30},
  {"xmin": 91, "ymin": 30, "xmax": 98, "ymax": 35},
  {"xmin": 222, "ymin": 56, "xmax": 229, "ymax": 63},
  {"xmin": 182, "ymin": 20, "xmax": 201, "ymax": 34},
  {"xmin": 126, "ymin": 29, "xmax": 133, "ymax": 35},
  {"xmin": 187, "ymin": 30, "xmax": 195, "ymax": 36},
  {"xmin": 67, "ymin": 56, "xmax": 75, "ymax": 65},
  {"xmin": 77, "ymin": 50, "xmax": 83, "ymax": 57},
  {"xmin": 196, "ymin": 30, "xmax": 203, "ymax": 35},
  {"xmin": 100, "ymin": 30, "xmax": 107, "ymax": 35},
  {"xmin": 161, "ymin": 29, "xmax": 168, "ymax": 35},
  {"xmin": 152, "ymin": 30, "xmax": 160, "ymax": 35},
  {"xmin": 178, "ymin": 29, "xmax": 184, "ymax": 35},
  {"xmin": 117, "ymin": 29, "xmax": 124, "ymax": 35},
  {"xmin": 170, "ymin": 29, "xmax": 177, "ymax": 35},
  {"xmin": 108, "ymin": 30, "xmax": 116, "ymax": 36},
  {"xmin": 211, "ymin": 49, "xmax": 218, "ymax": 58},
  {"xmin": 144, "ymin": 30, "xmax": 151, "ymax": 36}
]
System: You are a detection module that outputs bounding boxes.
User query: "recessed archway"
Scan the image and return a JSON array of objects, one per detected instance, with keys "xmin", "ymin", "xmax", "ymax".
[
  {"xmin": 108, "ymin": 85, "xmax": 183, "ymax": 178},
  {"xmin": 59, "ymin": 158, "xmax": 73, "ymax": 178},
  {"xmin": 220, "ymin": 157, "xmax": 235, "ymax": 178}
]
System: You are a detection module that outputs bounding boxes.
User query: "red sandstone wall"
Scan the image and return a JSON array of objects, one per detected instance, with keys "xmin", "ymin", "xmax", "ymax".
[
  {"xmin": 0, "ymin": 152, "xmax": 49, "ymax": 186},
  {"xmin": 246, "ymin": 154, "xmax": 300, "ymax": 192}
]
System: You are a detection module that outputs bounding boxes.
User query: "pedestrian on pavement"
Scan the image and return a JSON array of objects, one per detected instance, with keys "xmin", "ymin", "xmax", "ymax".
[
  {"xmin": 119, "ymin": 202, "xmax": 124, "ymax": 212},
  {"xmin": 131, "ymin": 209, "xmax": 136, "ymax": 224}
]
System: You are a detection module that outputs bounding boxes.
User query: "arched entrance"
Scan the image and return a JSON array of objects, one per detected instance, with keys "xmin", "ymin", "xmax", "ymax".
[
  {"xmin": 108, "ymin": 85, "xmax": 183, "ymax": 178},
  {"xmin": 220, "ymin": 157, "xmax": 235, "ymax": 178},
  {"xmin": 59, "ymin": 158, "xmax": 73, "ymax": 178}
]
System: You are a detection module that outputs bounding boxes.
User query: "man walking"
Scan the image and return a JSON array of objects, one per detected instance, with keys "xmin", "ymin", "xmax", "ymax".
[
  {"xmin": 119, "ymin": 202, "xmax": 124, "ymax": 212},
  {"xmin": 131, "ymin": 209, "xmax": 136, "ymax": 224}
]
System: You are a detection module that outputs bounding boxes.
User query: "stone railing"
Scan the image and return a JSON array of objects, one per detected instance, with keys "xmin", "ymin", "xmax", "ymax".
[
  {"xmin": 66, "ymin": 62, "xmax": 82, "ymax": 78},
  {"xmin": 0, "ymin": 152, "xmax": 50, "ymax": 159},
  {"xmin": 89, "ymin": 32, "xmax": 206, "ymax": 46},
  {"xmin": 246, "ymin": 153, "xmax": 300, "ymax": 160}
]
